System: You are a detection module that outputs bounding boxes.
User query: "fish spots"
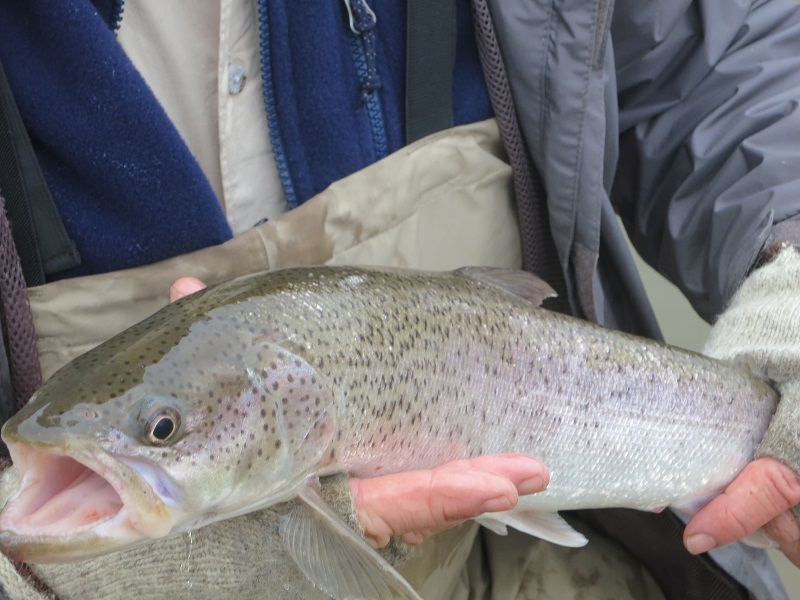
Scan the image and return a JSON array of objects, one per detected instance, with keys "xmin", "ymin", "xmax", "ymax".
[{"xmin": 15, "ymin": 266, "xmax": 770, "ymax": 539}]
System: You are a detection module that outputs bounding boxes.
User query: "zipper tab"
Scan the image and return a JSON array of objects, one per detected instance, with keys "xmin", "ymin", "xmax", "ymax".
[
  {"xmin": 343, "ymin": 0, "xmax": 377, "ymax": 34},
  {"xmin": 342, "ymin": 0, "xmax": 387, "ymax": 159}
]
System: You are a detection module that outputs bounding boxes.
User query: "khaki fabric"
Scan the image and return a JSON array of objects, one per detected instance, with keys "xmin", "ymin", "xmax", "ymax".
[
  {"xmin": 118, "ymin": 0, "xmax": 287, "ymax": 233},
  {"xmin": 30, "ymin": 118, "xmax": 521, "ymax": 380},
  {"xmin": 8, "ymin": 119, "xmax": 664, "ymax": 599},
  {"xmin": 465, "ymin": 523, "xmax": 664, "ymax": 600}
]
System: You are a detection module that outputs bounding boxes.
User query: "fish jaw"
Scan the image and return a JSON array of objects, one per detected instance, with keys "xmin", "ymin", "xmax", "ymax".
[{"xmin": 0, "ymin": 443, "xmax": 179, "ymax": 563}]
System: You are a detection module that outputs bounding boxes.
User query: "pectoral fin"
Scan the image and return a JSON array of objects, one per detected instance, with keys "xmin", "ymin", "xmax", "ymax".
[
  {"xmin": 279, "ymin": 482, "xmax": 422, "ymax": 600},
  {"xmin": 476, "ymin": 510, "xmax": 588, "ymax": 547}
]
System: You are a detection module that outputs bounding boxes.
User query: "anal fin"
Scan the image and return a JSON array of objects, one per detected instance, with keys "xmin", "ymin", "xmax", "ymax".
[{"xmin": 476, "ymin": 510, "xmax": 588, "ymax": 547}]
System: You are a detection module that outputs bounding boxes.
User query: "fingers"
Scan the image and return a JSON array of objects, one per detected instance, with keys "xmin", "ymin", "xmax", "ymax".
[
  {"xmin": 169, "ymin": 277, "xmax": 207, "ymax": 302},
  {"xmin": 350, "ymin": 454, "xmax": 548, "ymax": 548},
  {"xmin": 763, "ymin": 510, "xmax": 800, "ymax": 568},
  {"xmin": 779, "ymin": 538, "xmax": 800, "ymax": 569},
  {"xmin": 684, "ymin": 457, "xmax": 800, "ymax": 556},
  {"xmin": 448, "ymin": 453, "xmax": 551, "ymax": 495}
]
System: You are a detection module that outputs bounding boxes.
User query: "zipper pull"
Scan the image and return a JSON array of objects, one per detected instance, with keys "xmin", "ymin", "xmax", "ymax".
[
  {"xmin": 343, "ymin": 0, "xmax": 377, "ymax": 34},
  {"xmin": 342, "ymin": 0, "xmax": 381, "ymax": 101}
]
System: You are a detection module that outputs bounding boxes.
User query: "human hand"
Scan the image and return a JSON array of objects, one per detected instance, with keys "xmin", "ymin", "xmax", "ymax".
[
  {"xmin": 170, "ymin": 277, "xmax": 550, "ymax": 548},
  {"xmin": 685, "ymin": 245, "xmax": 800, "ymax": 566},
  {"xmin": 169, "ymin": 276, "xmax": 206, "ymax": 302},
  {"xmin": 684, "ymin": 456, "xmax": 800, "ymax": 566},
  {"xmin": 350, "ymin": 454, "xmax": 547, "ymax": 548}
]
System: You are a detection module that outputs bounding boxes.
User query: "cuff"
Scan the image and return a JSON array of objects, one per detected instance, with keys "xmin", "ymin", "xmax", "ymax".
[
  {"xmin": 318, "ymin": 474, "xmax": 413, "ymax": 567},
  {"xmin": 755, "ymin": 381, "xmax": 800, "ymax": 485}
]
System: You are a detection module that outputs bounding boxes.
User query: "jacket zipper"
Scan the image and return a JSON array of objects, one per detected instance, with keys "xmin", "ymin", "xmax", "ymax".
[
  {"xmin": 256, "ymin": 0, "xmax": 299, "ymax": 208},
  {"xmin": 110, "ymin": 0, "xmax": 125, "ymax": 31},
  {"xmin": 343, "ymin": 0, "xmax": 388, "ymax": 160}
]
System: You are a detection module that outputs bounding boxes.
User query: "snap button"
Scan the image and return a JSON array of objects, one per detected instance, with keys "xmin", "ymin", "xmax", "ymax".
[{"xmin": 228, "ymin": 62, "xmax": 247, "ymax": 95}]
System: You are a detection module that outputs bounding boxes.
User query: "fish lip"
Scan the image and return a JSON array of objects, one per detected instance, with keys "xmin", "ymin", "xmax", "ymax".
[
  {"xmin": 110, "ymin": 453, "xmax": 184, "ymax": 508},
  {"xmin": 0, "ymin": 442, "xmax": 170, "ymax": 562}
]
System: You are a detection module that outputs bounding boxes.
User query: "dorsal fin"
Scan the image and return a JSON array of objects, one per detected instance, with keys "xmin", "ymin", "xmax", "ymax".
[{"xmin": 458, "ymin": 267, "xmax": 556, "ymax": 307}]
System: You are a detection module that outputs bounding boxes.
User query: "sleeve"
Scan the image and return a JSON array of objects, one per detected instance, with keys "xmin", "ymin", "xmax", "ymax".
[
  {"xmin": 701, "ymin": 245, "xmax": 800, "ymax": 496},
  {"xmin": 610, "ymin": 0, "xmax": 800, "ymax": 322}
]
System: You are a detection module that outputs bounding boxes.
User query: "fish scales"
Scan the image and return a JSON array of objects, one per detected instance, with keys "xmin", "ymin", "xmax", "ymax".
[
  {"xmin": 0, "ymin": 266, "xmax": 778, "ymax": 582},
  {"xmin": 153, "ymin": 267, "xmax": 766, "ymax": 514}
]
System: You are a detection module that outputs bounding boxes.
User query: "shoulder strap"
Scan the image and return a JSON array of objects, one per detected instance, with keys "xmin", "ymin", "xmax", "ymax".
[
  {"xmin": 471, "ymin": 0, "xmax": 570, "ymax": 314},
  {"xmin": 0, "ymin": 59, "xmax": 80, "ymax": 286},
  {"xmin": 405, "ymin": 0, "xmax": 456, "ymax": 143}
]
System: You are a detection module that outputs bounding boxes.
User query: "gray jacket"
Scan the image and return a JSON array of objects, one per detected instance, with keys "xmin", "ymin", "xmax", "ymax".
[
  {"xmin": 491, "ymin": 0, "xmax": 800, "ymax": 597},
  {"xmin": 493, "ymin": 0, "xmax": 800, "ymax": 328}
]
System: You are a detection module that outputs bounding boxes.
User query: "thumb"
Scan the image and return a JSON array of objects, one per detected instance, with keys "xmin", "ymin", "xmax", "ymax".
[
  {"xmin": 169, "ymin": 277, "xmax": 206, "ymax": 302},
  {"xmin": 684, "ymin": 457, "xmax": 800, "ymax": 554}
]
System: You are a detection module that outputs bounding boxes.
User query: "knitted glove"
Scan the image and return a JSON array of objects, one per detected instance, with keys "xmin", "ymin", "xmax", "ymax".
[{"xmin": 702, "ymin": 244, "xmax": 800, "ymax": 520}]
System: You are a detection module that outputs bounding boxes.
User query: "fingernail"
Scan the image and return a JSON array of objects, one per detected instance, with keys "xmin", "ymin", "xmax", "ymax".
[
  {"xmin": 480, "ymin": 496, "xmax": 514, "ymax": 513},
  {"xmin": 518, "ymin": 476, "xmax": 547, "ymax": 495},
  {"xmin": 686, "ymin": 534, "xmax": 716, "ymax": 554}
]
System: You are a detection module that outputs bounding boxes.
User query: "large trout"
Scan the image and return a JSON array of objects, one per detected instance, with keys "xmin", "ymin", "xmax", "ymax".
[{"xmin": 0, "ymin": 267, "xmax": 779, "ymax": 599}]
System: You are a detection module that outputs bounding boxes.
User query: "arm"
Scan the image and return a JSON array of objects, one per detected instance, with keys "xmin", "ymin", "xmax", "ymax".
[{"xmin": 683, "ymin": 247, "xmax": 800, "ymax": 566}]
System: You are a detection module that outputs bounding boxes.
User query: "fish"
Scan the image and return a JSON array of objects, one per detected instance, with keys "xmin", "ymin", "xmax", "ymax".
[{"xmin": 0, "ymin": 266, "xmax": 779, "ymax": 599}]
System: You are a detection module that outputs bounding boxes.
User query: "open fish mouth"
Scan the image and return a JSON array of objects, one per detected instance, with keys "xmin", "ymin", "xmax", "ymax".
[
  {"xmin": 0, "ymin": 445, "xmax": 174, "ymax": 563},
  {"xmin": 0, "ymin": 449, "xmax": 125, "ymax": 536}
]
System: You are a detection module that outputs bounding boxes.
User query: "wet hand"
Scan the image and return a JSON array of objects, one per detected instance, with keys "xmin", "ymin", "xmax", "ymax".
[
  {"xmin": 684, "ymin": 456, "xmax": 800, "ymax": 567},
  {"xmin": 170, "ymin": 276, "xmax": 206, "ymax": 302},
  {"xmin": 349, "ymin": 454, "xmax": 548, "ymax": 548}
]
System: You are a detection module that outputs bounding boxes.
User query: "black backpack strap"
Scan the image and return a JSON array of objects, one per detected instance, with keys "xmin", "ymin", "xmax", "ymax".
[
  {"xmin": 0, "ymin": 55, "xmax": 77, "ymax": 447},
  {"xmin": 405, "ymin": 0, "xmax": 456, "ymax": 143},
  {"xmin": 0, "ymin": 190, "xmax": 41, "ymax": 415},
  {"xmin": 0, "ymin": 58, "xmax": 80, "ymax": 286}
]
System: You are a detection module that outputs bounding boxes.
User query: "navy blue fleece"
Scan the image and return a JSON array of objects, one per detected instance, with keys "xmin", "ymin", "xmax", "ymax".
[
  {"xmin": 0, "ymin": 0, "xmax": 491, "ymax": 279},
  {"xmin": 264, "ymin": 0, "xmax": 491, "ymax": 205},
  {"xmin": 0, "ymin": 0, "xmax": 232, "ymax": 279}
]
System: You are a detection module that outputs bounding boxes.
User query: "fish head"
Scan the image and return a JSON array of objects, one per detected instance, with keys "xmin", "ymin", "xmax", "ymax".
[{"xmin": 0, "ymin": 290, "xmax": 337, "ymax": 563}]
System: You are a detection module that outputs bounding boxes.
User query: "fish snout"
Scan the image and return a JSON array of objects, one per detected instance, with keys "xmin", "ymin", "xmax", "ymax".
[{"xmin": 2, "ymin": 404, "xmax": 106, "ymax": 449}]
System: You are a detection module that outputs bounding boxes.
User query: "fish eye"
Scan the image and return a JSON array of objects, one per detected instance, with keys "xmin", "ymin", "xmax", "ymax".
[{"xmin": 145, "ymin": 408, "xmax": 181, "ymax": 445}]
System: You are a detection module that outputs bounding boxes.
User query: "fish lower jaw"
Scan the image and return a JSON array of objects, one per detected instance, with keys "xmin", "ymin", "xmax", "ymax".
[
  {"xmin": 0, "ymin": 518, "xmax": 141, "ymax": 564},
  {"xmin": 0, "ymin": 447, "xmax": 161, "ymax": 562}
]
